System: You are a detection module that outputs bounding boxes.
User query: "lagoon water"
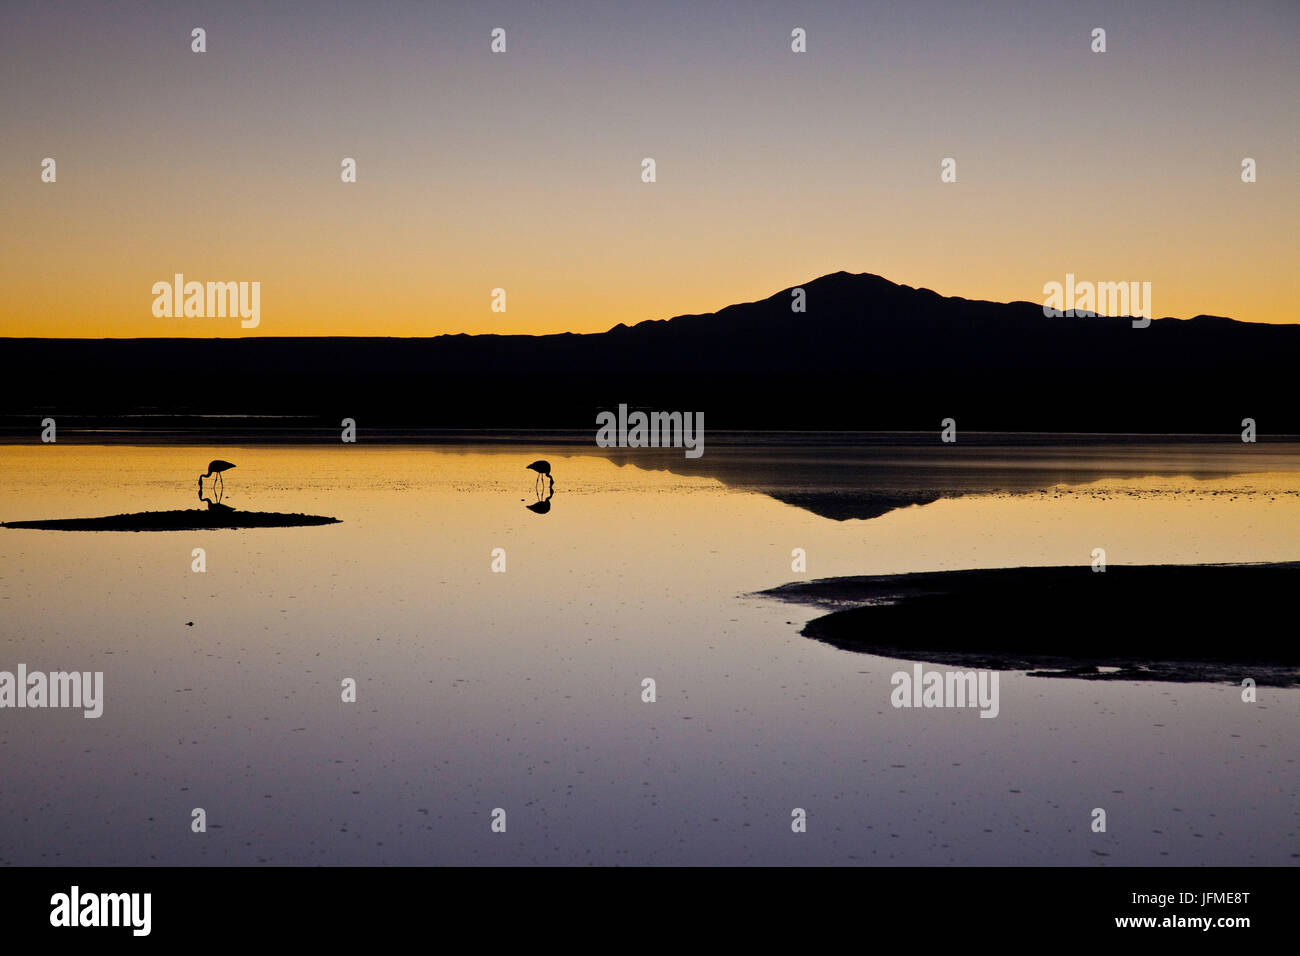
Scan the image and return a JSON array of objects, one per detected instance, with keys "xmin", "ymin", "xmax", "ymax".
[{"xmin": 1, "ymin": 439, "xmax": 1297, "ymax": 865}]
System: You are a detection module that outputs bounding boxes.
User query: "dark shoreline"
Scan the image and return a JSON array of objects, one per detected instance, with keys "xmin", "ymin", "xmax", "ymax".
[{"xmin": 761, "ymin": 563, "xmax": 1300, "ymax": 686}]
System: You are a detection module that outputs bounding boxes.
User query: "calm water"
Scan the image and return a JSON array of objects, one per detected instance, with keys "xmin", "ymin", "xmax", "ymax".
[{"xmin": 1, "ymin": 441, "xmax": 1297, "ymax": 865}]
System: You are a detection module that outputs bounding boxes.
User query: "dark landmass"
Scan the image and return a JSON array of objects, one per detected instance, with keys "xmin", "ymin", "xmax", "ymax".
[
  {"xmin": 4, "ymin": 271, "xmax": 1300, "ymax": 432},
  {"xmin": 1, "ymin": 510, "xmax": 340, "ymax": 531},
  {"xmin": 760, "ymin": 563, "xmax": 1300, "ymax": 685}
]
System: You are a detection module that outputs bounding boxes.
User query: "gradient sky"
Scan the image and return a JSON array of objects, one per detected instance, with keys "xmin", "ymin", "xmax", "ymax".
[{"xmin": 2, "ymin": 0, "xmax": 1296, "ymax": 337}]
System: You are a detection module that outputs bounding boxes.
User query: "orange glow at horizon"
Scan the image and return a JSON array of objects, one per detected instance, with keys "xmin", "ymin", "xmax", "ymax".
[{"xmin": 3, "ymin": 3, "xmax": 1296, "ymax": 337}]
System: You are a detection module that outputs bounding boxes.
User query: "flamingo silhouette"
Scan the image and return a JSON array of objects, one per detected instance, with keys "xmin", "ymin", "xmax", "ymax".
[
  {"xmin": 198, "ymin": 459, "xmax": 236, "ymax": 503},
  {"xmin": 525, "ymin": 459, "xmax": 553, "ymax": 495}
]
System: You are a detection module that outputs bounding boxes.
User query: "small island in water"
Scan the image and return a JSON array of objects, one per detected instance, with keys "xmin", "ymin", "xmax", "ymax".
[{"xmin": 1, "ymin": 509, "xmax": 340, "ymax": 532}]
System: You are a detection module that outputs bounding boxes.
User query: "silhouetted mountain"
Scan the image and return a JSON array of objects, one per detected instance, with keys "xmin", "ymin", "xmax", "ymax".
[{"xmin": 3, "ymin": 272, "xmax": 1297, "ymax": 432}]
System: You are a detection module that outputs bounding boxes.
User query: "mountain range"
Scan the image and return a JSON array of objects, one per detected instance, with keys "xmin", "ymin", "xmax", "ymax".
[{"xmin": 3, "ymin": 271, "xmax": 1297, "ymax": 432}]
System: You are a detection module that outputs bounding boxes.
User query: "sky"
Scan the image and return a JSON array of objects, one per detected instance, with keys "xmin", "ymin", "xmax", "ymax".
[{"xmin": 2, "ymin": 0, "xmax": 1296, "ymax": 337}]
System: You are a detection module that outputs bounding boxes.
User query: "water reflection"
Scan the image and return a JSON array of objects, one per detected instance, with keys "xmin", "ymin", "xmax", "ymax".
[
  {"xmin": 592, "ymin": 439, "xmax": 1300, "ymax": 520},
  {"xmin": 526, "ymin": 484, "xmax": 555, "ymax": 515},
  {"xmin": 1, "ymin": 442, "xmax": 1297, "ymax": 866}
]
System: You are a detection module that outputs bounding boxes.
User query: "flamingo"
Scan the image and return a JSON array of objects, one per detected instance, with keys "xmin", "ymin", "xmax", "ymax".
[
  {"xmin": 198, "ymin": 459, "xmax": 236, "ymax": 503},
  {"xmin": 525, "ymin": 459, "xmax": 553, "ymax": 495}
]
